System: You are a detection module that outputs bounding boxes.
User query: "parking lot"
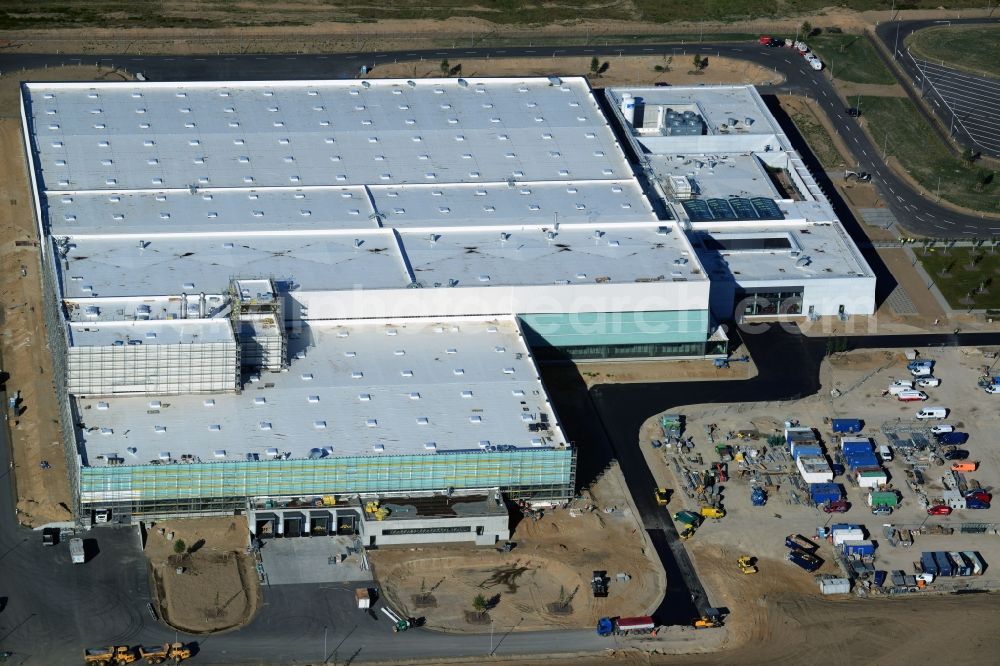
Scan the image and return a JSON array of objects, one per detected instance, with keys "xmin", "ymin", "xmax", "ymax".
[
  {"xmin": 907, "ymin": 51, "xmax": 1000, "ymax": 157},
  {"xmin": 638, "ymin": 344, "xmax": 1000, "ymax": 605}
]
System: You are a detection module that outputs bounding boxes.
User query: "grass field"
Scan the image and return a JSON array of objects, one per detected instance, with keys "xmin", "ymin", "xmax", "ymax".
[
  {"xmin": 807, "ymin": 32, "xmax": 895, "ymax": 85},
  {"xmin": 0, "ymin": 0, "xmax": 989, "ymax": 30},
  {"xmin": 906, "ymin": 25, "xmax": 1000, "ymax": 79},
  {"xmin": 858, "ymin": 96, "xmax": 999, "ymax": 214},
  {"xmin": 919, "ymin": 246, "xmax": 1000, "ymax": 310},
  {"xmin": 786, "ymin": 106, "xmax": 848, "ymax": 169}
]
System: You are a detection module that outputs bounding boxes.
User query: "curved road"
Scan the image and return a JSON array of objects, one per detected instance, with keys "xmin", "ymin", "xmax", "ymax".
[{"xmin": 1, "ymin": 39, "xmax": 998, "ymax": 236}]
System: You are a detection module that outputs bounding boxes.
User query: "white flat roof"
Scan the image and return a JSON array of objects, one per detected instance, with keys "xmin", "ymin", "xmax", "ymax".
[
  {"xmin": 68, "ymin": 318, "xmax": 235, "ymax": 346},
  {"xmin": 55, "ymin": 221, "xmax": 705, "ymax": 299},
  {"xmin": 695, "ymin": 224, "xmax": 873, "ymax": 281},
  {"xmin": 26, "ymin": 77, "xmax": 632, "ymax": 193},
  {"xmin": 77, "ymin": 318, "xmax": 568, "ymax": 465}
]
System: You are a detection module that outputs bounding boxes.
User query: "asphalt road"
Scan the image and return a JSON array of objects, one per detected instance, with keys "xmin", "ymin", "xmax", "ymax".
[
  {"xmin": 874, "ymin": 18, "xmax": 1000, "ymax": 159},
  {"xmin": 1, "ymin": 38, "xmax": 998, "ymax": 236}
]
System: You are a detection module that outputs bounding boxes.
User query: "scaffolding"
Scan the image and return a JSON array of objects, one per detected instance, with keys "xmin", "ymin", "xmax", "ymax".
[
  {"xmin": 80, "ymin": 448, "xmax": 576, "ymax": 518},
  {"xmin": 67, "ymin": 338, "xmax": 239, "ymax": 396},
  {"xmin": 230, "ymin": 278, "xmax": 286, "ymax": 373}
]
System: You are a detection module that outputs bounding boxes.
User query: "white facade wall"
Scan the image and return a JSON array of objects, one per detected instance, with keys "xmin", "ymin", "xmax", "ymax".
[
  {"xmin": 733, "ymin": 276, "xmax": 877, "ymax": 318},
  {"xmin": 289, "ymin": 281, "xmax": 712, "ymax": 321}
]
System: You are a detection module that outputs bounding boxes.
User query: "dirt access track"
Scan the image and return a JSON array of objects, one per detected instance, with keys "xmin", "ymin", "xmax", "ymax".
[
  {"xmin": 144, "ymin": 516, "xmax": 259, "ymax": 634},
  {"xmin": 0, "ymin": 6, "xmax": 989, "ymax": 55},
  {"xmin": 370, "ymin": 463, "xmax": 663, "ymax": 633}
]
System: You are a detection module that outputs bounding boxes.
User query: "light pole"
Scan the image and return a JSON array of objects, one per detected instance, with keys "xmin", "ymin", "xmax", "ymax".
[
  {"xmin": 323, "ymin": 625, "xmax": 328, "ymax": 664},
  {"xmin": 489, "ymin": 616, "xmax": 494, "ymax": 655},
  {"xmin": 883, "ymin": 130, "xmax": 889, "ymax": 159}
]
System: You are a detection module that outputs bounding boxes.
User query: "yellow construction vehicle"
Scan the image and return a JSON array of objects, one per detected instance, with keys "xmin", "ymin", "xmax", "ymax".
[
  {"xmin": 83, "ymin": 646, "xmax": 136, "ymax": 666},
  {"xmin": 737, "ymin": 555, "xmax": 758, "ymax": 574},
  {"xmin": 699, "ymin": 506, "xmax": 726, "ymax": 520},
  {"xmin": 678, "ymin": 525, "xmax": 695, "ymax": 540},
  {"xmin": 654, "ymin": 488, "xmax": 671, "ymax": 506},
  {"xmin": 139, "ymin": 643, "xmax": 190, "ymax": 664},
  {"xmin": 364, "ymin": 500, "xmax": 390, "ymax": 521},
  {"xmin": 693, "ymin": 615, "xmax": 722, "ymax": 629}
]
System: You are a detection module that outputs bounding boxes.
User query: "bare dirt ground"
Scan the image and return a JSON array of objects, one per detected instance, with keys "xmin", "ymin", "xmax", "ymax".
[
  {"xmin": 370, "ymin": 462, "xmax": 663, "ymax": 633},
  {"xmin": 0, "ymin": 7, "xmax": 990, "ymax": 55},
  {"xmin": 144, "ymin": 516, "xmax": 259, "ymax": 633},
  {"xmin": 0, "ymin": 119, "xmax": 72, "ymax": 527},
  {"xmin": 0, "ymin": 67, "xmax": 132, "ymax": 528},
  {"xmin": 370, "ymin": 55, "xmax": 782, "ymax": 88}
]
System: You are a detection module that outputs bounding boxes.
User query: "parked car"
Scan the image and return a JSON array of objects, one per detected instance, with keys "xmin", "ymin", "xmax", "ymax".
[
  {"xmin": 927, "ymin": 504, "xmax": 952, "ymax": 516},
  {"xmin": 930, "ymin": 424, "xmax": 954, "ymax": 434},
  {"xmin": 768, "ymin": 38, "xmax": 782, "ymax": 47},
  {"xmin": 985, "ymin": 385, "xmax": 1000, "ymax": 394},
  {"xmin": 943, "ymin": 449, "xmax": 970, "ymax": 460},
  {"xmin": 845, "ymin": 107, "xmax": 861, "ymax": 117},
  {"xmin": 916, "ymin": 376, "xmax": 941, "ymax": 388},
  {"xmin": 823, "ymin": 499, "xmax": 850, "ymax": 513},
  {"xmin": 966, "ymin": 490, "xmax": 992, "ymax": 504},
  {"xmin": 896, "ymin": 390, "xmax": 928, "ymax": 402},
  {"xmin": 871, "ymin": 505, "xmax": 893, "ymax": 516}
]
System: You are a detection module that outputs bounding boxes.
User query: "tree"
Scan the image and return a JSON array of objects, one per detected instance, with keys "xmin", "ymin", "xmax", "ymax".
[
  {"xmin": 692, "ymin": 54, "xmax": 702, "ymax": 70},
  {"xmin": 801, "ymin": 21, "xmax": 813, "ymax": 37},
  {"xmin": 472, "ymin": 593, "xmax": 488, "ymax": 615},
  {"xmin": 590, "ymin": 56, "xmax": 600, "ymax": 76},
  {"xmin": 654, "ymin": 65, "xmax": 665, "ymax": 72},
  {"xmin": 439, "ymin": 59, "xmax": 450, "ymax": 75},
  {"xmin": 173, "ymin": 539, "xmax": 186, "ymax": 555},
  {"xmin": 962, "ymin": 148, "xmax": 978, "ymax": 166}
]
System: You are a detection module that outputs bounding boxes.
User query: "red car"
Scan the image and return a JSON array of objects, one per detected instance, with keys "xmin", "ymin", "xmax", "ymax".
[
  {"xmin": 823, "ymin": 499, "xmax": 850, "ymax": 513},
  {"xmin": 966, "ymin": 490, "xmax": 992, "ymax": 504},
  {"xmin": 927, "ymin": 504, "xmax": 952, "ymax": 516}
]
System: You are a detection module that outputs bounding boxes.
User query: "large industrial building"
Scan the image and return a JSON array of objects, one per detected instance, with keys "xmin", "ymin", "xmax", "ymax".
[{"xmin": 20, "ymin": 76, "xmax": 874, "ymax": 540}]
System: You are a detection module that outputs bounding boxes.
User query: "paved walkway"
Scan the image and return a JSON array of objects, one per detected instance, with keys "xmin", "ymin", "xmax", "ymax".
[{"xmin": 260, "ymin": 535, "xmax": 372, "ymax": 585}]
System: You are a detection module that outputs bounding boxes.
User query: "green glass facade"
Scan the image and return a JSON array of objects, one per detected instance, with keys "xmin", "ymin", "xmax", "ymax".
[
  {"xmin": 81, "ymin": 448, "xmax": 575, "ymax": 516},
  {"xmin": 519, "ymin": 310, "xmax": 710, "ymax": 360}
]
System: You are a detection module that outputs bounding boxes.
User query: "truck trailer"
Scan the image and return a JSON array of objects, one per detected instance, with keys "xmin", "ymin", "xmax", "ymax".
[
  {"xmin": 596, "ymin": 616, "xmax": 656, "ymax": 636},
  {"xmin": 70, "ymin": 537, "xmax": 85, "ymax": 564}
]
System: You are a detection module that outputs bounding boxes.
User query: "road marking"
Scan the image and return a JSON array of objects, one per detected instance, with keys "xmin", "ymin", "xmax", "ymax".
[
  {"xmin": 525, "ymin": 50, "xmax": 536, "ymax": 53},
  {"xmin": 862, "ymin": 149, "xmax": 867, "ymax": 156},
  {"xmin": 642, "ymin": 48, "xmax": 654, "ymax": 52},
  {"xmin": 346, "ymin": 55, "xmax": 356, "ymax": 59},
  {"xmin": 375, "ymin": 54, "xmax": 387, "ymax": 58},
  {"xmin": 853, "ymin": 136, "xmax": 859, "ymax": 143}
]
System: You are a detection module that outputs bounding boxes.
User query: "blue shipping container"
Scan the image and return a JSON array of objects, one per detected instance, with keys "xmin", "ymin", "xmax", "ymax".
[
  {"xmin": 842, "ymin": 441, "xmax": 872, "ymax": 454},
  {"xmin": 847, "ymin": 456, "xmax": 880, "ymax": 470},
  {"xmin": 843, "ymin": 540, "xmax": 876, "ymax": 557},
  {"xmin": 793, "ymin": 445, "xmax": 823, "ymax": 460},
  {"xmin": 809, "ymin": 483, "xmax": 842, "ymax": 504},
  {"xmin": 832, "ymin": 419, "xmax": 863, "ymax": 433},
  {"xmin": 921, "ymin": 552, "xmax": 938, "ymax": 577},
  {"xmin": 934, "ymin": 551, "xmax": 953, "ymax": 577}
]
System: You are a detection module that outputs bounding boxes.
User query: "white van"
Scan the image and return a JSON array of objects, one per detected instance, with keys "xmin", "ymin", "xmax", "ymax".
[
  {"xmin": 888, "ymin": 381, "xmax": 914, "ymax": 396},
  {"xmin": 910, "ymin": 365, "xmax": 933, "ymax": 377},
  {"xmin": 878, "ymin": 444, "xmax": 893, "ymax": 462},
  {"xmin": 916, "ymin": 407, "xmax": 948, "ymax": 419},
  {"xmin": 896, "ymin": 390, "xmax": 928, "ymax": 402}
]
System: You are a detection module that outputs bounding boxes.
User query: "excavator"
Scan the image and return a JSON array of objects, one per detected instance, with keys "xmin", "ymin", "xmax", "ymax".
[
  {"xmin": 83, "ymin": 646, "xmax": 136, "ymax": 666},
  {"xmin": 138, "ymin": 643, "xmax": 191, "ymax": 664}
]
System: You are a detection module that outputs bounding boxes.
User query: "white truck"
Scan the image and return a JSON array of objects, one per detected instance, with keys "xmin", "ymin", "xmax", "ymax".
[{"xmin": 70, "ymin": 537, "xmax": 85, "ymax": 564}]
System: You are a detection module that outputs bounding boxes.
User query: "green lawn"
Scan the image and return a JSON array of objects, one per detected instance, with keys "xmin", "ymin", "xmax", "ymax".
[
  {"xmin": 918, "ymin": 246, "xmax": 1000, "ymax": 310},
  {"xmin": 906, "ymin": 25, "xmax": 1000, "ymax": 79},
  {"xmin": 807, "ymin": 33, "xmax": 895, "ymax": 85},
  {"xmin": 858, "ymin": 96, "xmax": 999, "ymax": 214},
  {"xmin": 0, "ymin": 0, "xmax": 990, "ymax": 30},
  {"xmin": 786, "ymin": 107, "xmax": 847, "ymax": 169}
]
